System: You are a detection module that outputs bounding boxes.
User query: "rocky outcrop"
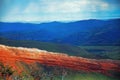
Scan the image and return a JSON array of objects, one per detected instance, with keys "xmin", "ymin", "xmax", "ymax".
[{"xmin": 0, "ymin": 44, "xmax": 120, "ymax": 74}]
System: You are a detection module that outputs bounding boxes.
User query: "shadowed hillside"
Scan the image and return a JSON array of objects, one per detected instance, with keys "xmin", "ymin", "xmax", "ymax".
[
  {"xmin": 0, "ymin": 37, "xmax": 120, "ymax": 60},
  {"xmin": 0, "ymin": 37, "xmax": 98, "ymax": 59}
]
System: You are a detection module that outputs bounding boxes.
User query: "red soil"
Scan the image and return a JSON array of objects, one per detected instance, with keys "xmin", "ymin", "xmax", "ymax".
[{"xmin": 0, "ymin": 44, "xmax": 120, "ymax": 74}]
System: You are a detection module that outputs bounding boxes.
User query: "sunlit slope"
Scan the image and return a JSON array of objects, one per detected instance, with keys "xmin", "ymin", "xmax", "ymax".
[{"xmin": 0, "ymin": 44, "xmax": 120, "ymax": 74}]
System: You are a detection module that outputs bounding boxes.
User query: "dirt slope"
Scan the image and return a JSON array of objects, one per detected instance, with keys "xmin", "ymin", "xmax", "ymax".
[{"xmin": 0, "ymin": 44, "xmax": 120, "ymax": 74}]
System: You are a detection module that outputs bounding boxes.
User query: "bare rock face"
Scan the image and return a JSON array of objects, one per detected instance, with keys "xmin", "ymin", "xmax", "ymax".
[{"xmin": 0, "ymin": 44, "xmax": 120, "ymax": 74}]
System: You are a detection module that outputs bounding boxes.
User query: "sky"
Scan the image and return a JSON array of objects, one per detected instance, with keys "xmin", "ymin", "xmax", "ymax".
[{"xmin": 0, "ymin": 0, "xmax": 120, "ymax": 23}]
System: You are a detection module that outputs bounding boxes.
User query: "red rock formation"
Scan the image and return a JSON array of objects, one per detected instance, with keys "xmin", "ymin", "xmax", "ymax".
[{"xmin": 0, "ymin": 44, "xmax": 120, "ymax": 74}]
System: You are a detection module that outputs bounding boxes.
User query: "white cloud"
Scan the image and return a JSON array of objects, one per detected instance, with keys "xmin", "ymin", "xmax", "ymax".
[
  {"xmin": 42, "ymin": 0, "xmax": 110, "ymax": 13},
  {"xmin": 6, "ymin": 0, "xmax": 110, "ymax": 15},
  {"xmin": 8, "ymin": 7, "xmax": 20, "ymax": 15},
  {"xmin": 90, "ymin": 1, "xmax": 109, "ymax": 12},
  {"xmin": 45, "ymin": 0, "xmax": 90, "ymax": 13},
  {"xmin": 23, "ymin": 2, "xmax": 40, "ymax": 13},
  {"xmin": 1, "ymin": 0, "xmax": 115, "ymax": 22},
  {"xmin": 101, "ymin": 2, "xmax": 109, "ymax": 10}
]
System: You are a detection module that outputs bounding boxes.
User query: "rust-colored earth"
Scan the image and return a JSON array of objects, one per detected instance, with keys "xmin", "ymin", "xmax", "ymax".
[{"xmin": 0, "ymin": 44, "xmax": 120, "ymax": 74}]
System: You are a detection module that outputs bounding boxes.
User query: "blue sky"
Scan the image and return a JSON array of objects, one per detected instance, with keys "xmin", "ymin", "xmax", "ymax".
[{"xmin": 0, "ymin": 0, "xmax": 120, "ymax": 22}]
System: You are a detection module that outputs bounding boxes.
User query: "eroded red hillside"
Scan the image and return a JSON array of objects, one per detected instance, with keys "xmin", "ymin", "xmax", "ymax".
[{"xmin": 0, "ymin": 44, "xmax": 120, "ymax": 74}]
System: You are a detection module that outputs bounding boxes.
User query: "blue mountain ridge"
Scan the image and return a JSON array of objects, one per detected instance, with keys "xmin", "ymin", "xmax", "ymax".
[{"xmin": 0, "ymin": 19, "xmax": 120, "ymax": 45}]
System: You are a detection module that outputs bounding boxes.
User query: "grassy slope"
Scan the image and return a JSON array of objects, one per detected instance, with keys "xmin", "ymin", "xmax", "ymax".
[
  {"xmin": 0, "ymin": 37, "xmax": 96, "ymax": 59},
  {"xmin": 54, "ymin": 73, "xmax": 119, "ymax": 80},
  {"xmin": 15, "ymin": 62, "xmax": 120, "ymax": 80},
  {"xmin": 9, "ymin": 62, "xmax": 119, "ymax": 80},
  {"xmin": 0, "ymin": 37, "xmax": 119, "ymax": 60},
  {"xmin": 80, "ymin": 46, "xmax": 120, "ymax": 60}
]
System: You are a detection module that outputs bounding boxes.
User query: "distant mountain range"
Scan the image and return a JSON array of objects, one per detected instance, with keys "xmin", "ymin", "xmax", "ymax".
[{"xmin": 0, "ymin": 19, "xmax": 120, "ymax": 45}]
